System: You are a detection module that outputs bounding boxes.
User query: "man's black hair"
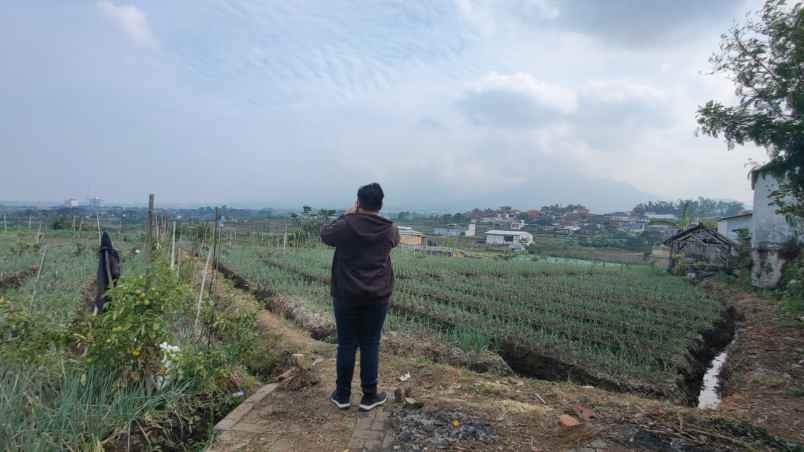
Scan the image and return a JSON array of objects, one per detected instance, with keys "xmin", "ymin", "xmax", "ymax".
[{"xmin": 357, "ymin": 183, "xmax": 384, "ymax": 212}]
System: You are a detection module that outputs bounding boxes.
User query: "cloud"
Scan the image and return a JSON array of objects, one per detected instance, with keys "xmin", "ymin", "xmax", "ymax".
[
  {"xmin": 456, "ymin": 0, "xmax": 558, "ymax": 35},
  {"xmin": 551, "ymin": 0, "xmax": 747, "ymax": 47},
  {"xmin": 97, "ymin": 1, "xmax": 157, "ymax": 48},
  {"xmin": 457, "ymin": 72, "xmax": 577, "ymax": 128}
]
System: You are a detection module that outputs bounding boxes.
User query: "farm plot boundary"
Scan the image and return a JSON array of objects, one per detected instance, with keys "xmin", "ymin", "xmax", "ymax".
[{"xmin": 216, "ymin": 247, "xmax": 736, "ymax": 405}]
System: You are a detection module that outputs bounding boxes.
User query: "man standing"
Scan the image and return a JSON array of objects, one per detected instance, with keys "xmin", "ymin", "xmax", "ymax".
[{"xmin": 320, "ymin": 183, "xmax": 400, "ymax": 411}]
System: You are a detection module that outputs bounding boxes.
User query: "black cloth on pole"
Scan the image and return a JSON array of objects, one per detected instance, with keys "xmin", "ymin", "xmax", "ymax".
[{"xmin": 95, "ymin": 231, "xmax": 121, "ymax": 312}]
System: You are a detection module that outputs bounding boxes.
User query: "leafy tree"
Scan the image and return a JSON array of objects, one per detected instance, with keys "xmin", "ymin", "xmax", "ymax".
[
  {"xmin": 50, "ymin": 217, "xmax": 69, "ymax": 230},
  {"xmin": 649, "ymin": 201, "xmax": 692, "ymax": 230},
  {"xmin": 697, "ymin": 0, "xmax": 803, "ymax": 218}
]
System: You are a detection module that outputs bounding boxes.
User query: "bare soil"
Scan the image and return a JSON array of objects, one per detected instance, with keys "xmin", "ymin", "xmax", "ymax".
[
  {"xmin": 0, "ymin": 266, "xmax": 37, "ymax": 291},
  {"xmin": 718, "ymin": 290, "xmax": 804, "ymax": 444}
]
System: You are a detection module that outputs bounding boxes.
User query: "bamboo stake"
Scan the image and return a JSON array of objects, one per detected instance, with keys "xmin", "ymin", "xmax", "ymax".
[
  {"xmin": 29, "ymin": 245, "xmax": 49, "ymax": 314},
  {"xmin": 96, "ymin": 214, "xmax": 102, "ymax": 246},
  {"xmin": 170, "ymin": 221, "xmax": 177, "ymax": 270},
  {"xmin": 145, "ymin": 194, "xmax": 154, "ymax": 274},
  {"xmin": 194, "ymin": 244, "xmax": 213, "ymax": 336}
]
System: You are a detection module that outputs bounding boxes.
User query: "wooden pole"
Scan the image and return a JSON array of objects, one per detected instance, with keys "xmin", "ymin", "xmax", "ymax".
[
  {"xmin": 283, "ymin": 223, "xmax": 288, "ymax": 251},
  {"xmin": 195, "ymin": 244, "xmax": 214, "ymax": 336},
  {"xmin": 96, "ymin": 214, "xmax": 102, "ymax": 246},
  {"xmin": 145, "ymin": 194, "xmax": 154, "ymax": 273},
  {"xmin": 29, "ymin": 245, "xmax": 48, "ymax": 314},
  {"xmin": 3, "ymin": 214, "xmax": 6, "ymax": 232},
  {"xmin": 170, "ymin": 221, "xmax": 177, "ymax": 270},
  {"xmin": 211, "ymin": 208, "xmax": 220, "ymax": 291},
  {"xmin": 155, "ymin": 214, "xmax": 160, "ymax": 245}
]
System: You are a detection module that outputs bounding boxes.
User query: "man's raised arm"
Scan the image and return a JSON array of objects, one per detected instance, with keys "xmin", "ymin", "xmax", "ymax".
[
  {"xmin": 320, "ymin": 215, "xmax": 350, "ymax": 247},
  {"xmin": 391, "ymin": 224, "xmax": 400, "ymax": 248}
]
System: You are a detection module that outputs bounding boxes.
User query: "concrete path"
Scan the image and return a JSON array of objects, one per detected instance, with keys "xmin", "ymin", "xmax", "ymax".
[{"xmin": 210, "ymin": 359, "xmax": 394, "ymax": 452}]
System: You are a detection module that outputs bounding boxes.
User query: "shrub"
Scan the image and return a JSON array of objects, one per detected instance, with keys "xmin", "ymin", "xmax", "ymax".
[{"xmin": 78, "ymin": 262, "xmax": 190, "ymax": 386}]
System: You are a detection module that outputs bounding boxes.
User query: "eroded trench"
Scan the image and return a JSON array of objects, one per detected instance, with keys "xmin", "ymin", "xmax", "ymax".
[{"xmin": 498, "ymin": 306, "xmax": 737, "ymax": 406}]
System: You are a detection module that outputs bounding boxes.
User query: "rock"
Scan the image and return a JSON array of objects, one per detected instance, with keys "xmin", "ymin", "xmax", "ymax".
[
  {"xmin": 404, "ymin": 386, "xmax": 414, "ymax": 397},
  {"xmin": 575, "ymin": 404, "xmax": 596, "ymax": 420},
  {"xmin": 291, "ymin": 353, "xmax": 305, "ymax": 368},
  {"xmin": 394, "ymin": 388, "xmax": 404, "ymax": 401},
  {"xmin": 404, "ymin": 398, "xmax": 424, "ymax": 409},
  {"xmin": 589, "ymin": 439, "xmax": 608, "ymax": 448},
  {"xmin": 559, "ymin": 415, "xmax": 580, "ymax": 428}
]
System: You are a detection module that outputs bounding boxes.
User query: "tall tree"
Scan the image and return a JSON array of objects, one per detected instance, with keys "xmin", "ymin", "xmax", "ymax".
[{"xmin": 697, "ymin": 0, "xmax": 803, "ymax": 218}]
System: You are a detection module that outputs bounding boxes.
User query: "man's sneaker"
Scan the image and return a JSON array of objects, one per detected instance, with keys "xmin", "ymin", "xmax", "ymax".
[
  {"xmin": 359, "ymin": 392, "xmax": 387, "ymax": 411},
  {"xmin": 330, "ymin": 391, "xmax": 351, "ymax": 409}
]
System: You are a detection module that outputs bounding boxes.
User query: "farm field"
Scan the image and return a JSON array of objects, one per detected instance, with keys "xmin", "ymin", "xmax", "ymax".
[
  {"xmin": 220, "ymin": 243, "xmax": 726, "ymax": 401},
  {"xmin": 0, "ymin": 226, "xmax": 273, "ymax": 451}
]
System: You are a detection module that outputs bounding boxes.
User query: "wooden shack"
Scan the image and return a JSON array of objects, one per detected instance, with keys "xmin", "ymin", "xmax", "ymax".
[
  {"xmin": 663, "ymin": 224, "xmax": 735, "ymax": 276},
  {"xmin": 398, "ymin": 226, "xmax": 426, "ymax": 247}
]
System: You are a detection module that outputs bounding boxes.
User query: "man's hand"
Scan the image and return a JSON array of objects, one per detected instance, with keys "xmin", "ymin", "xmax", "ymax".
[{"xmin": 345, "ymin": 201, "xmax": 358, "ymax": 215}]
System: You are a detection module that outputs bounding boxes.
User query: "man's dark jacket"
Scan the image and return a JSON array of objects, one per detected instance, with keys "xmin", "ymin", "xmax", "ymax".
[{"xmin": 320, "ymin": 213, "xmax": 400, "ymax": 305}]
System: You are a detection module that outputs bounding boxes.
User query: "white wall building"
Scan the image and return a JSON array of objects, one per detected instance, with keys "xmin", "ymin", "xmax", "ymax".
[
  {"xmin": 717, "ymin": 212, "xmax": 752, "ymax": 241},
  {"xmin": 750, "ymin": 167, "xmax": 802, "ymax": 288},
  {"xmin": 465, "ymin": 223, "xmax": 476, "ymax": 237},
  {"xmin": 64, "ymin": 198, "xmax": 79, "ymax": 208},
  {"xmin": 485, "ymin": 230, "xmax": 534, "ymax": 247}
]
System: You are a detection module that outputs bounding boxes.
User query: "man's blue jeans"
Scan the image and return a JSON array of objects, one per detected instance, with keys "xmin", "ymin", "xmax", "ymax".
[{"xmin": 333, "ymin": 300, "xmax": 389, "ymax": 397}]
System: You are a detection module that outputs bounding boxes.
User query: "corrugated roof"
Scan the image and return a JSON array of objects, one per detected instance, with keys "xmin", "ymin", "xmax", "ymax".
[
  {"xmin": 485, "ymin": 230, "xmax": 530, "ymax": 235},
  {"xmin": 719, "ymin": 212, "xmax": 753, "ymax": 221}
]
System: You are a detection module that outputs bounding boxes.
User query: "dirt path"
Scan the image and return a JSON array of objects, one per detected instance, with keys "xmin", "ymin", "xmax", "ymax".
[
  {"xmin": 204, "ymin": 266, "xmax": 804, "ymax": 451},
  {"xmin": 719, "ymin": 292, "xmax": 804, "ymax": 443}
]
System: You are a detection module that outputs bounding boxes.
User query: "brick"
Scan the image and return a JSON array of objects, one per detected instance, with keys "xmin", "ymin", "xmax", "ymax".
[
  {"xmin": 231, "ymin": 422, "xmax": 263, "ymax": 433},
  {"xmin": 382, "ymin": 432, "xmax": 394, "ymax": 449},
  {"xmin": 364, "ymin": 438, "xmax": 381, "ymax": 451},
  {"xmin": 371, "ymin": 413, "xmax": 388, "ymax": 431},
  {"xmin": 353, "ymin": 430, "xmax": 381, "ymax": 441},
  {"xmin": 355, "ymin": 415, "xmax": 374, "ymax": 432},
  {"xmin": 268, "ymin": 437, "xmax": 294, "ymax": 452},
  {"xmin": 348, "ymin": 438, "xmax": 365, "ymax": 449},
  {"xmin": 250, "ymin": 383, "xmax": 279, "ymax": 404},
  {"xmin": 222, "ymin": 401, "xmax": 254, "ymax": 426}
]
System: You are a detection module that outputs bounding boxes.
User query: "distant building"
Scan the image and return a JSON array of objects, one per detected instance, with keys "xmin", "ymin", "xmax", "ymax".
[
  {"xmin": 88, "ymin": 197, "xmax": 103, "ymax": 209},
  {"xmin": 717, "ymin": 212, "xmax": 752, "ymax": 241},
  {"xmin": 465, "ymin": 223, "xmax": 476, "ymax": 237},
  {"xmin": 750, "ymin": 167, "xmax": 803, "ymax": 288},
  {"xmin": 527, "ymin": 209, "xmax": 542, "ymax": 220},
  {"xmin": 433, "ymin": 224, "xmax": 464, "ymax": 237},
  {"xmin": 398, "ymin": 226, "xmax": 426, "ymax": 247},
  {"xmin": 485, "ymin": 230, "xmax": 534, "ymax": 247},
  {"xmin": 64, "ymin": 198, "xmax": 79, "ymax": 208},
  {"xmin": 645, "ymin": 212, "xmax": 678, "ymax": 221}
]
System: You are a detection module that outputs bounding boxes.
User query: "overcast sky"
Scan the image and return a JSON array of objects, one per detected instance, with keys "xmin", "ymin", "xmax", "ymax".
[{"xmin": 0, "ymin": 1, "xmax": 769, "ymax": 212}]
